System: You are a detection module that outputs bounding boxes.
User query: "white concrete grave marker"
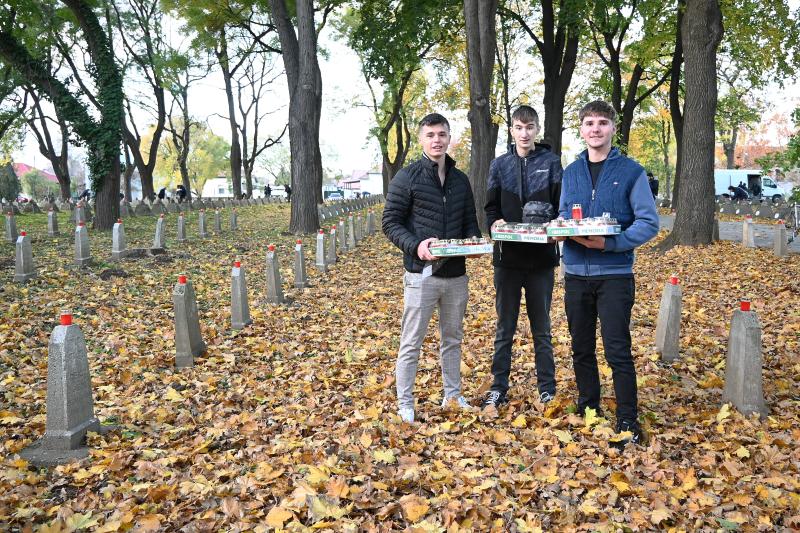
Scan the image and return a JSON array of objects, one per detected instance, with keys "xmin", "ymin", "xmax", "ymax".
[
  {"xmin": 173, "ymin": 275, "xmax": 206, "ymax": 368},
  {"xmin": 723, "ymin": 300, "xmax": 768, "ymax": 418},
  {"xmin": 655, "ymin": 275, "xmax": 681, "ymax": 363},
  {"xmin": 14, "ymin": 231, "xmax": 36, "ymax": 282},
  {"xmin": 231, "ymin": 260, "xmax": 252, "ymax": 329}
]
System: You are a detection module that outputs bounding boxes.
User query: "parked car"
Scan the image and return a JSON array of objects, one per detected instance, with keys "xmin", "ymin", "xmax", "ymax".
[{"xmin": 327, "ymin": 192, "xmax": 343, "ymax": 201}]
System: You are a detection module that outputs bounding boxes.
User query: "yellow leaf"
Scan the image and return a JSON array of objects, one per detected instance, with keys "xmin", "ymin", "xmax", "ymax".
[
  {"xmin": 511, "ymin": 415, "xmax": 527, "ymax": 428},
  {"xmin": 609, "ymin": 472, "xmax": 631, "ymax": 494},
  {"xmin": 265, "ymin": 506, "xmax": 293, "ymax": 528},
  {"xmin": 492, "ymin": 430, "xmax": 514, "ymax": 444},
  {"xmin": 373, "ymin": 449, "xmax": 396, "ymax": 464},
  {"xmin": 359, "ymin": 432, "xmax": 373, "ymax": 448},
  {"xmin": 735, "ymin": 446, "xmax": 750, "ymax": 458},
  {"xmin": 716, "ymin": 403, "xmax": 731, "ymax": 423},
  {"xmin": 651, "ymin": 507, "xmax": 672, "ymax": 524},
  {"xmin": 399, "ymin": 494, "xmax": 429, "ymax": 523},
  {"xmin": 95, "ymin": 520, "xmax": 122, "ymax": 533},
  {"xmin": 165, "ymin": 387, "xmax": 184, "ymax": 402},
  {"xmin": 553, "ymin": 429, "xmax": 573, "ymax": 443},
  {"xmin": 307, "ymin": 495, "xmax": 348, "ymax": 523},
  {"xmin": 584, "ymin": 407, "xmax": 601, "ymax": 427},
  {"xmin": 135, "ymin": 515, "xmax": 161, "ymax": 532},
  {"xmin": 306, "ymin": 465, "xmax": 330, "ymax": 485},
  {"xmin": 65, "ymin": 512, "xmax": 99, "ymax": 530}
]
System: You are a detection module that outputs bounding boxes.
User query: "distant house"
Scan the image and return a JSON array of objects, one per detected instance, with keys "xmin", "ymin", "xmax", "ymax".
[
  {"xmin": 13, "ymin": 163, "xmax": 58, "ymax": 184},
  {"xmin": 337, "ymin": 169, "xmax": 383, "ymax": 198}
]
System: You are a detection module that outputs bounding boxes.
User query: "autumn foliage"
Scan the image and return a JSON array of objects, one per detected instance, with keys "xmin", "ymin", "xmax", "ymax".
[{"xmin": 1, "ymin": 204, "xmax": 799, "ymax": 531}]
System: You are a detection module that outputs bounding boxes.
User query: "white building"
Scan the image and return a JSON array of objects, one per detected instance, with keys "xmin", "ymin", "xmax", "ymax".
[{"xmin": 337, "ymin": 169, "xmax": 383, "ymax": 198}]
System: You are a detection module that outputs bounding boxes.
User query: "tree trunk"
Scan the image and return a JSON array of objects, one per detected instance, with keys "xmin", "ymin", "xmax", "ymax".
[
  {"xmin": 94, "ymin": 157, "xmax": 121, "ymax": 229},
  {"xmin": 217, "ymin": 31, "xmax": 243, "ymax": 199},
  {"xmin": 269, "ymin": 0, "xmax": 322, "ymax": 233},
  {"xmin": 541, "ymin": 18, "xmax": 579, "ymax": 155},
  {"xmin": 669, "ymin": 0, "xmax": 686, "ymax": 207},
  {"xmin": 464, "ymin": 0, "xmax": 499, "ymax": 232},
  {"xmin": 660, "ymin": 0, "xmax": 722, "ymax": 249},
  {"xmin": 724, "ymin": 126, "xmax": 738, "ymax": 168},
  {"xmin": 123, "ymin": 145, "xmax": 134, "ymax": 201}
]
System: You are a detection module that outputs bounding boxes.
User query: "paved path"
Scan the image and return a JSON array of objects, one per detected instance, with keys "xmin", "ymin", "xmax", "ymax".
[{"xmin": 659, "ymin": 215, "xmax": 800, "ymax": 253}]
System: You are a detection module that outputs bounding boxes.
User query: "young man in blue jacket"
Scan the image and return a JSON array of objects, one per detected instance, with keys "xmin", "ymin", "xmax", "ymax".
[
  {"xmin": 483, "ymin": 105, "xmax": 563, "ymax": 409},
  {"xmin": 557, "ymin": 100, "xmax": 659, "ymax": 447}
]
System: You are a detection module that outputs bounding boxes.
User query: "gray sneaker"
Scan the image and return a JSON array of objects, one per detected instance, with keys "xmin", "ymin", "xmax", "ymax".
[
  {"xmin": 441, "ymin": 395, "xmax": 470, "ymax": 408},
  {"xmin": 398, "ymin": 407, "xmax": 415, "ymax": 423}
]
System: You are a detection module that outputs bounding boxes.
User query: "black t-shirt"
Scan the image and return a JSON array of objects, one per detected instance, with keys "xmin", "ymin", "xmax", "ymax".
[{"xmin": 589, "ymin": 159, "xmax": 605, "ymax": 188}]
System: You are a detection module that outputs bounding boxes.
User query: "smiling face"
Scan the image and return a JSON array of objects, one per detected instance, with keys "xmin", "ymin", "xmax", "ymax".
[
  {"xmin": 579, "ymin": 113, "xmax": 616, "ymax": 157},
  {"xmin": 511, "ymin": 119, "xmax": 539, "ymax": 156},
  {"xmin": 419, "ymin": 123, "xmax": 451, "ymax": 160}
]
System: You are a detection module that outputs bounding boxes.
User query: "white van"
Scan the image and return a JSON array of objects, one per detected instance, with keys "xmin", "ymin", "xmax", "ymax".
[{"xmin": 714, "ymin": 169, "xmax": 786, "ymax": 201}]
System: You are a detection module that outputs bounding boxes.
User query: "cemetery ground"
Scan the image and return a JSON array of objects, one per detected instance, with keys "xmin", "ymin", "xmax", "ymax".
[{"xmin": 1, "ymin": 204, "xmax": 799, "ymax": 532}]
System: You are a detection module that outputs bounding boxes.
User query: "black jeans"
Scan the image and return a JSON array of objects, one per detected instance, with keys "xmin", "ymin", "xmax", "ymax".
[
  {"xmin": 564, "ymin": 276, "xmax": 638, "ymax": 424},
  {"xmin": 490, "ymin": 266, "xmax": 556, "ymax": 396}
]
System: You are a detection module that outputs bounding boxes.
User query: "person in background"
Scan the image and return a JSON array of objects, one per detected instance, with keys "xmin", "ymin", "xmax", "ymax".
[
  {"xmin": 647, "ymin": 172, "xmax": 659, "ymax": 199},
  {"xmin": 176, "ymin": 184, "xmax": 187, "ymax": 203},
  {"xmin": 157, "ymin": 187, "xmax": 166, "ymax": 200},
  {"xmin": 285, "ymin": 184, "xmax": 292, "ymax": 202},
  {"xmin": 728, "ymin": 185, "xmax": 748, "ymax": 201}
]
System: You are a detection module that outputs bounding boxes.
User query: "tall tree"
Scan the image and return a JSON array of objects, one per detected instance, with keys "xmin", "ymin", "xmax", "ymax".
[
  {"xmin": 269, "ymin": 0, "xmax": 333, "ymax": 233},
  {"xmin": 668, "ymin": 0, "xmax": 685, "ymax": 205},
  {"xmin": 0, "ymin": 0, "xmax": 123, "ymax": 229},
  {"xmin": 25, "ymin": 88, "xmax": 72, "ymax": 200},
  {"xmin": 111, "ymin": 0, "xmax": 170, "ymax": 202},
  {"xmin": 660, "ymin": 0, "xmax": 722, "ymax": 249},
  {"xmin": 500, "ymin": 0, "xmax": 584, "ymax": 154},
  {"xmin": 341, "ymin": 0, "xmax": 459, "ymax": 193},
  {"xmin": 586, "ymin": 0, "xmax": 674, "ymax": 152},
  {"xmin": 235, "ymin": 52, "xmax": 286, "ymax": 197},
  {"xmin": 463, "ymin": 0, "xmax": 499, "ymax": 232}
]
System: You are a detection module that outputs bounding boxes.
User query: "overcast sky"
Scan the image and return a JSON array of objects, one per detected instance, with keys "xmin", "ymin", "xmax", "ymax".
[{"xmin": 13, "ymin": 15, "xmax": 800, "ymax": 180}]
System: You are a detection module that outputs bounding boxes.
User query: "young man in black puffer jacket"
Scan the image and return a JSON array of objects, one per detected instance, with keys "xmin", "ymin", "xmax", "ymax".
[
  {"xmin": 483, "ymin": 105, "xmax": 563, "ymax": 410},
  {"xmin": 382, "ymin": 113, "xmax": 481, "ymax": 424}
]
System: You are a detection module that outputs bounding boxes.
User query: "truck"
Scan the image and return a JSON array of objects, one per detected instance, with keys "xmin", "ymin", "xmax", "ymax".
[{"xmin": 714, "ymin": 169, "xmax": 786, "ymax": 201}]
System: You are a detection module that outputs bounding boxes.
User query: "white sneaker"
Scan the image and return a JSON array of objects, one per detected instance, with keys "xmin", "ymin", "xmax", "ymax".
[
  {"xmin": 398, "ymin": 407, "xmax": 415, "ymax": 423},
  {"xmin": 441, "ymin": 395, "xmax": 470, "ymax": 408}
]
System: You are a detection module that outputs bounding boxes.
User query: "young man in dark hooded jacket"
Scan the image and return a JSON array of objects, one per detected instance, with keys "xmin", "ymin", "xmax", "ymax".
[{"xmin": 483, "ymin": 105, "xmax": 563, "ymax": 409}]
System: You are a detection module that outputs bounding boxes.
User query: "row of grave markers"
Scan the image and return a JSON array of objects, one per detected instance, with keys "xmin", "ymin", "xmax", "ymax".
[
  {"xmin": 15, "ymin": 204, "xmax": 381, "ymax": 466},
  {"xmin": 655, "ymin": 276, "xmax": 767, "ymax": 419},
  {"xmin": 8, "ymin": 200, "xmax": 382, "ymax": 279},
  {"xmin": 20, "ymin": 266, "xmax": 767, "ymax": 466}
]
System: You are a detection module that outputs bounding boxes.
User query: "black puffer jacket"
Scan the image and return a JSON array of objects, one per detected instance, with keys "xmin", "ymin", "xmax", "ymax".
[
  {"xmin": 485, "ymin": 143, "xmax": 562, "ymax": 270},
  {"xmin": 382, "ymin": 154, "xmax": 481, "ymax": 277}
]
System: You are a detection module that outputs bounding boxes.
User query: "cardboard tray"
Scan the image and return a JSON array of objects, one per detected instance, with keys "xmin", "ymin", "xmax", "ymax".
[
  {"xmin": 546, "ymin": 224, "xmax": 621, "ymax": 237},
  {"xmin": 429, "ymin": 243, "xmax": 494, "ymax": 257}
]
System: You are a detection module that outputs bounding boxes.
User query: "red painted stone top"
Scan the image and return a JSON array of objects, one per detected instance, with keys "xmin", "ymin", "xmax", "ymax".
[
  {"xmin": 740, "ymin": 300, "xmax": 751, "ymax": 312},
  {"xmin": 178, "ymin": 275, "xmax": 187, "ymax": 284}
]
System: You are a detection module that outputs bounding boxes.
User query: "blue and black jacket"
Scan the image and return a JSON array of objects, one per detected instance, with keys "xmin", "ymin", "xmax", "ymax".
[
  {"xmin": 485, "ymin": 143, "xmax": 563, "ymax": 270},
  {"xmin": 559, "ymin": 148, "xmax": 659, "ymax": 277}
]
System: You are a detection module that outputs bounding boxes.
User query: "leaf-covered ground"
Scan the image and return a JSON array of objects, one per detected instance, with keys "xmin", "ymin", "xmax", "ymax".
[{"xmin": 1, "ymin": 204, "xmax": 799, "ymax": 532}]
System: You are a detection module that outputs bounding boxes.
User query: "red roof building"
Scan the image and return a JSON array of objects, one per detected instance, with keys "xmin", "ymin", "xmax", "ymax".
[{"xmin": 12, "ymin": 163, "xmax": 58, "ymax": 183}]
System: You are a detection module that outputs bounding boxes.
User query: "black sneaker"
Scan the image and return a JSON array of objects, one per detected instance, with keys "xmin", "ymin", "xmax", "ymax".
[
  {"xmin": 539, "ymin": 391, "xmax": 555, "ymax": 404},
  {"xmin": 482, "ymin": 390, "xmax": 508, "ymax": 409},
  {"xmin": 610, "ymin": 420, "xmax": 644, "ymax": 450}
]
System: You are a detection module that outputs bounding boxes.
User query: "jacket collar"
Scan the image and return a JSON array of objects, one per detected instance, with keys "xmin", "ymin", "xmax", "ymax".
[
  {"xmin": 421, "ymin": 152, "xmax": 457, "ymax": 172},
  {"xmin": 507, "ymin": 142, "xmax": 552, "ymax": 159},
  {"xmin": 579, "ymin": 146, "xmax": 621, "ymax": 163}
]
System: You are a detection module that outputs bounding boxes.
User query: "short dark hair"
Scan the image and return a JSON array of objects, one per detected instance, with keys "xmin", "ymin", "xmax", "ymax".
[
  {"xmin": 647, "ymin": 172, "xmax": 654, "ymax": 177},
  {"xmin": 418, "ymin": 113, "xmax": 450, "ymax": 132},
  {"xmin": 579, "ymin": 100, "xmax": 617, "ymax": 123},
  {"xmin": 511, "ymin": 105, "xmax": 539, "ymax": 127}
]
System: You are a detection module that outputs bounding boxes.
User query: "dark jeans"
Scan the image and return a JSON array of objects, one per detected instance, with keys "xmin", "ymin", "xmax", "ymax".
[
  {"xmin": 490, "ymin": 266, "xmax": 556, "ymax": 396},
  {"xmin": 564, "ymin": 276, "xmax": 638, "ymax": 424}
]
